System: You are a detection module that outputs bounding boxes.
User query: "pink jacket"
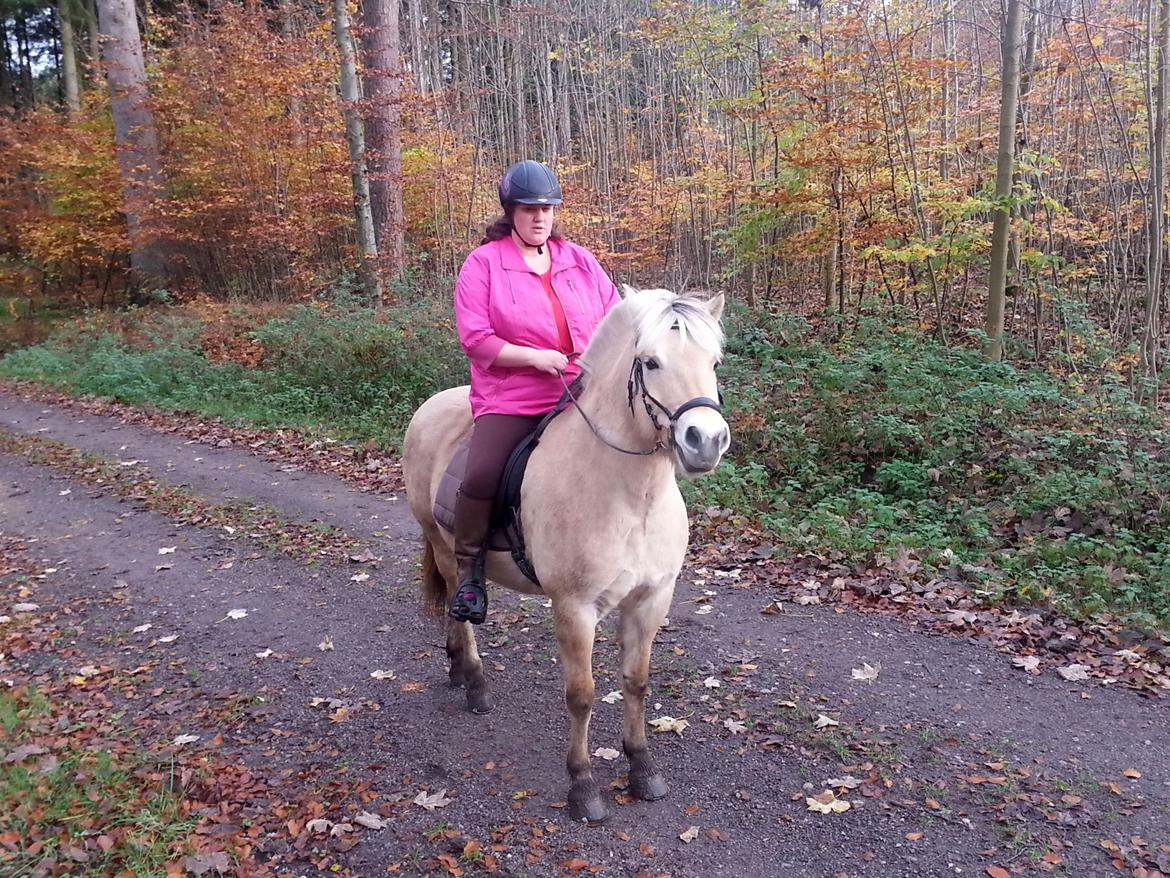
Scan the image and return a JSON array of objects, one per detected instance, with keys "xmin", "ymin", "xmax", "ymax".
[{"xmin": 455, "ymin": 237, "xmax": 621, "ymax": 418}]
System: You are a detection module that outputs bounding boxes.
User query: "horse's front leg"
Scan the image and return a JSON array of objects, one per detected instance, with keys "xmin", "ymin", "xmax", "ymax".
[
  {"xmin": 617, "ymin": 585, "xmax": 672, "ymax": 802},
  {"xmin": 553, "ymin": 602, "xmax": 608, "ymax": 825}
]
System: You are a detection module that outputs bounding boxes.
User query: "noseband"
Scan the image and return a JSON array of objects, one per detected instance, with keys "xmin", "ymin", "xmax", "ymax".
[{"xmin": 558, "ymin": 357, "xmax": 722, "ymax": 458}]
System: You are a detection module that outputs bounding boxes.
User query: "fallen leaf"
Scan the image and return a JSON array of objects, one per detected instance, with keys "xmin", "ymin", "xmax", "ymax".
[
  {"xmin": 223, "ymin": 608, "xmax": 247, "ymax": 621},
  {"xmin": 723, "ymin": 718, "xmax": 747, "ymax": 734},
  {"xmin": 813, "ymin": 714, "xmax": 840, "ymax": 729},
  {"xmin": 351, "ymin": 572, "xmax": 370, "ymax": 583},
  {"xmin": 703, "ymin": 676, "xmax": 722, "ymax": 688},
  {"xmin": 11, "ymin": 603, "xmax": 38, "ymax": 613},
  {"xmin": 679, "ymin": 826, "xmax": 700, "ymax": 843},
  {"xmin": 158, "ymin": 546, "xmax": 176, "ymax": 555},
  {"xmin": 806, "ymin": 790, "xmax": 851, "ymax": 814},
  {"xmin": 319, "ymin": 635, "xmax": 334, "ymax": 651},
  {"xmin": 695, "ymin": 605, "xmax": 713, "ymax": 615},
  {"xmin": 133, "ymin": 623, "xmax": 153, "ymax": 634},
  {"xmin": 851, "ymin": 662, "xmax": 880, "ymax": 682},
  {"xmin": 158, "ymin": 634, "xmax": 179, "ymax": 643},
  {"xmin": 1013, "ymin": 655, "xmax": 1041, "ymax": 674},
  {"xmin": 601, "ymin": 691, "xmax": 623, "ymax": 704},
  {"xmin": 354, "ymin": 811, "xmax": 389, "ymax": 830},
  {"xmin": 184, "ymin": 852, "xmax": 230, "ymax": 876},
  {"xmin": 3, "ymin": 744, "xmax": 48, "ymax": 763},
  {"xmin": 370, "ymin": 669, "xmax": 397, "ymax": 680},
  {"xmin": 414, "ymin": 788, "xmax": 452, "ymax": 811},
  {"xmin": 986, "ymin": 868, "xmax": 1010, "ymax": 878},
  {"xmin": 1057, "ymin": 664, "xmax": 1090, "ymax": 682},
  {"xmin": 1123, "ymin": 768, "xmax": 1142, "ymax": 779},
  {"xmin": 905, "ymin": 832, "xmax": 923, "ymax": 841},
  {"xmin": 306, "ymin": 818, "xmax": 333, "ymax": 834},
  {"xmin": 172, "ymin": 734, "xmax": 200, "ymax": 746},
  {"xmin": 255, "ymin": 648, "xmax": 274, "ymax": 659},
  {"xmin": 648, "ymin": 716, "xmax": 689, "ymax": 736},
  {"xmin": 593, "ymin": 747, "xmax": 621, "ymax": 761},
  {"xmin": 761, "ymin": 601, "xmax": 783, "ymax": 615}
]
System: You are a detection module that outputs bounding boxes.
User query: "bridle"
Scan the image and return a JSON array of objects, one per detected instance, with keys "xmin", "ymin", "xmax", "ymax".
[{"xmin": 557, "ymin": 355, "xmax": 723, "ymax": 457}]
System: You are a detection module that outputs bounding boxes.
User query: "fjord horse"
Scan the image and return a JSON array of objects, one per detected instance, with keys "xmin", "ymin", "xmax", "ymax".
[{"xmin": 401, "ymin": 287, "xmax": 730, "ymax": 824}]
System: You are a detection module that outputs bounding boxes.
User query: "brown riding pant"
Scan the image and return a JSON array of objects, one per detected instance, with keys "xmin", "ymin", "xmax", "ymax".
[{"xmin": 460, "ymin": 413, "xmax": 544, "ymax": 502}]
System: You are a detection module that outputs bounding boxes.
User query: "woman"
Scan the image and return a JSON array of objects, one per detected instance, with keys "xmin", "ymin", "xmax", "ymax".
[{"xmin": 450, "ymin": 160, "xmax": 621, "ymax": 624}]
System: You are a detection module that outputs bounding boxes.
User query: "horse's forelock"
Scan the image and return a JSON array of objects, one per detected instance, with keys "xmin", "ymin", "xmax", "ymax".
[
  {"xmin": 580, "ymin": 290, "xmax": 724, "ymax": 378},
  {"xmin": 632, "ymin": 292, "xmax": 724, "ymax": 360}
]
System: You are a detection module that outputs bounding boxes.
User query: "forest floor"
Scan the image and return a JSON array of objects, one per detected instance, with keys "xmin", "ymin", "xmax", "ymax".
[{"xmin": 1, "ymin": 382, "xmax": 1168, "ymax": 878}]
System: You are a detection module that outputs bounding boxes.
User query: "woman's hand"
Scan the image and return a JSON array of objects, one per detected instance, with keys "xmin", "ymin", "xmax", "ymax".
[{"xmin": 526, "ymin": 348, "xmax": 570, "ymax": 375}]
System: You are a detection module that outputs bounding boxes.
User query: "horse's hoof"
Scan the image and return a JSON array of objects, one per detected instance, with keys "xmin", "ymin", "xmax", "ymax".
[
  {"xmin": 629, "ymin": 772, "xmax": 668, "ymax": 802},
  {"xmin": 466, "ymin": 689, "xmax": 493, "ymax": 714},
  {"xmin": 568, "ymin": 795, "xmax": 610, "ymax": 825}
]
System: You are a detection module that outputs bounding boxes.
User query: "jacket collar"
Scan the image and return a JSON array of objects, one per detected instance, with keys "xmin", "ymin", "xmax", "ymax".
[{"xmin": 498, "ymin": 236, "xmax": 574, "ymax": 273}]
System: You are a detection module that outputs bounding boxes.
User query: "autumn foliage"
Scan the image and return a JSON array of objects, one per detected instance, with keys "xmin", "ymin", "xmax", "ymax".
[{"xmin": 0, "ymin": 0, "xmax": 1166, "ymax": 370}]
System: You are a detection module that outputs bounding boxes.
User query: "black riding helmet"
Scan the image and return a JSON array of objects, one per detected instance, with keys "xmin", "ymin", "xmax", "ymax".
[{"xmin": 499, "ymin": 160, "xmax": 563, "ymax": 207}]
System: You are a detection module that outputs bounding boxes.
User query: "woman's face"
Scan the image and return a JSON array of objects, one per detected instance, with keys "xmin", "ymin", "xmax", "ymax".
[{"xmin": 512, "ymin": 204, "xmax": 556, "ymax": 248}]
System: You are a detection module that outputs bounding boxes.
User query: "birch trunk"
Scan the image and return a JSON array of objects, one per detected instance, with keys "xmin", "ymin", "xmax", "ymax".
[
  {"xmin": 984, "ymin": 0, "xmax": 1024, "ymax": 361},
  {"xmin": 59, "ymin": 2, "xmax": 82, "ymax": 113},
  {"xmin": 95, "ymin": 0, "xmax": 168, "ymax": 296},
  {"xmin": 332, "ymin": 0, "xmax": 384, "ymax": 309},
  {"xmin": 1143, "ymin": 0, "xmax": 1170, "ymax": 385},
  {"xmin": 359, "ymin": 0, "xmax": 405, "ymax": 273}
]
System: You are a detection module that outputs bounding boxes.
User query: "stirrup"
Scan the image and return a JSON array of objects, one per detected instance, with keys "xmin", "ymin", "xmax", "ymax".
[{"xmin": 449, "ymin": 580, "xmax": 487, "ymax": 625}]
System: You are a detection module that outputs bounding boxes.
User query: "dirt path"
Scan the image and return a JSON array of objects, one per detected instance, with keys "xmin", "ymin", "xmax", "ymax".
[{"xmin": 2, "ymin": 389, "xmax": 1168, "ymax": 878}]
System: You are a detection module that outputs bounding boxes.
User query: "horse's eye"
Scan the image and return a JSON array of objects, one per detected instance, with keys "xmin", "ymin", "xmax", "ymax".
[{"xmin": 644, "ymin": 358, "xmax": 660, "ymax": 371}]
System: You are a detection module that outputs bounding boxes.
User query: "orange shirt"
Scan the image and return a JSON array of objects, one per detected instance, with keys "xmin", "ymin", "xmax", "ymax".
[{"xmin": 540, "ymin": 267, "xmax": 574, "ymax": 354}]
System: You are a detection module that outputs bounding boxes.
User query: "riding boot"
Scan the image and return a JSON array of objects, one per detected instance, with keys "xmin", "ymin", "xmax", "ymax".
[{"xmin": 450, "ymin": 494, "xmax": 494, "ymax": 624}]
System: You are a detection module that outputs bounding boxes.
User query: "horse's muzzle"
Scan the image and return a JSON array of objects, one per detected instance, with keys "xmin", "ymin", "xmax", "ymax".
[{"xmin": 673, "ymin": 410, "xmax": 730, "ymax": 475}]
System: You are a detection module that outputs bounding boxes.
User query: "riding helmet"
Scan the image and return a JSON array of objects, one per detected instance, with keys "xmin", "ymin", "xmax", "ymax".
[{"xmin": 499, "ymin": 160, "xmax": 563, "ymax": 207}]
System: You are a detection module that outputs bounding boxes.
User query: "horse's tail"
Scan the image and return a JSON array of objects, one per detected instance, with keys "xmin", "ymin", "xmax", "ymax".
[{"xmin": 420, "ymin": 537, "xmax": 449, "ymax": 616}]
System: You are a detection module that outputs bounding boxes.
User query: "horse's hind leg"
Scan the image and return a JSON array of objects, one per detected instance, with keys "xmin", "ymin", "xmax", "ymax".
[
  {"xmin": 447, "ymin": 621, "xmax": 492, "ymax": 714},
  {"xmin": 618, "ymin": 587, "xmax": 671, "ymax": 802},
  {"xmin": 423, "ymin": 532, "xmax": 492, "ymax": 712}
]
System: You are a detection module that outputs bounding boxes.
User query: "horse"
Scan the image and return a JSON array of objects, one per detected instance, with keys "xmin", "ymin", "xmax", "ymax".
[{"xmin": 401, "ymin": 286, "xmax": 730, "ymax": 825}]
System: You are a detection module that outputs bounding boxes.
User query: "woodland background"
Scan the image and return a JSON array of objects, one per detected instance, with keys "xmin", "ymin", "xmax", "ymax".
[{"xmin": 1, "ymin": 0, "xmax": 1170, "ymax": 630}]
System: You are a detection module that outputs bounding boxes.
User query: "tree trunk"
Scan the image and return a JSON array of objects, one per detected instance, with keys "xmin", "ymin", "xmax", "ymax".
[
  {"xmin": 0, "ymin": 19, "xmax": 14, "ymax": 110},
  {"xmin": 332, "ymin": 0, "xmax": 384, "ymax": 309},
  {"xmin": 405, "ymin": 0, "xmax": 428, "ymax": 95},
  {"xmin": 95, "ymin": 0, "xmax": 168, "ymax": 296},
  {"xmin": 359, "ymin": 0, "xmax": 405, "ymax": 275},
  {"xmin": 1143, "ymin": 0, "xmax": 1170, "ymax": 386},
  {"xmin": 60, "ymin": 2, "xmax": 82, "ymax": 113},
  {"xmin": 984, "ymin": 0, "xmax": 1024, "ymax": 362}
]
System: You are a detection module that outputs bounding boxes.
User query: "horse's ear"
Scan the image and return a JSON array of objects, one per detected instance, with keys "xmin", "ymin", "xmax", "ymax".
[
  {"xmin": 704, "ymin": 293, "xmax": 725, "ymax": 322},
  {"xmin": 620, "ymin": 283, "xmax": 640, "ymax": 299}
]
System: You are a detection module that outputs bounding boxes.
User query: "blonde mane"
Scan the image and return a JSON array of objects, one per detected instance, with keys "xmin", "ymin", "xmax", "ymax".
[{"xmin": 580, "ymin": 289, "xmax": 723, "ymax": 377}]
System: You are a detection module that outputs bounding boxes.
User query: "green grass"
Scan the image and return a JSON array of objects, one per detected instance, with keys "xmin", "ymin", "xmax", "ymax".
[
  {"xmin": 0, "ymin": 687, "xmax": 199, "ymax": 876},
  {"xmin": 0, "ymin": 295, "xmax": 467, "ymax": 448}
]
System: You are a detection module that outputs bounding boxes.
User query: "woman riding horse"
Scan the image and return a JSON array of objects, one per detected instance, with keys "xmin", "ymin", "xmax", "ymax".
[
  {"xmin": 404, "ymin": 161, "xmax": 731, "ymax": 824},
  {"xmin": 448, "ymin": 160, "xmax": 620, "ymax": 625}
]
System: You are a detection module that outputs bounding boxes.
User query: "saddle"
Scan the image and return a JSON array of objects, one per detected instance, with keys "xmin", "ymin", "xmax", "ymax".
[{"xmin": 433, "ymin": 404, "xmax": 566, "ymax": 588}]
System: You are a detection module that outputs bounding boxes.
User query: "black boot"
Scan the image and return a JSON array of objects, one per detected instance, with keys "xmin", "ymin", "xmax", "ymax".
[{"xmin": 450, "ymin": 494, "xmax": 494, "ymax": 624}]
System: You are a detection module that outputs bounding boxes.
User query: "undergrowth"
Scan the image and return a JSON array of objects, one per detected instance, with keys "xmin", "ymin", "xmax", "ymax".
[
  {"xmin": 2, "ymin": 294, "xmax": 1168, "ymax": 630},
  {"xmin": 691, "ymin": 308, "xmax": 1170, "ymax": 632}
]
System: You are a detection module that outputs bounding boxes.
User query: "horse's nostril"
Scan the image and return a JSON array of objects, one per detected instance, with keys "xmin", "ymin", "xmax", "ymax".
[{"xmin": 685, "ymin": 426, "xmax": 702, "ymax": 448}]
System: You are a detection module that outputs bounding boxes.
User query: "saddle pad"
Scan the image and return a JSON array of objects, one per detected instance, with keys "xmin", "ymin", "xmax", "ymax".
[{"xmin": 433, "ymin": 437, "xmax": 511, "ymax": 551}]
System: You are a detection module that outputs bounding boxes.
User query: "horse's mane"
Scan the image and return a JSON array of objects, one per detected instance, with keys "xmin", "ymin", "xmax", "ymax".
[{"xmin": 580, "ymin": 289, "xmax": 723, "ymax": 379}]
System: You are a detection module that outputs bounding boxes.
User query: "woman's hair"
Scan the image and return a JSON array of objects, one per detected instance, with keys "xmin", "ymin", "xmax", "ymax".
[{"xmin": 481, "ymin": 205, "xmax": 565, "ymax": 245}]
